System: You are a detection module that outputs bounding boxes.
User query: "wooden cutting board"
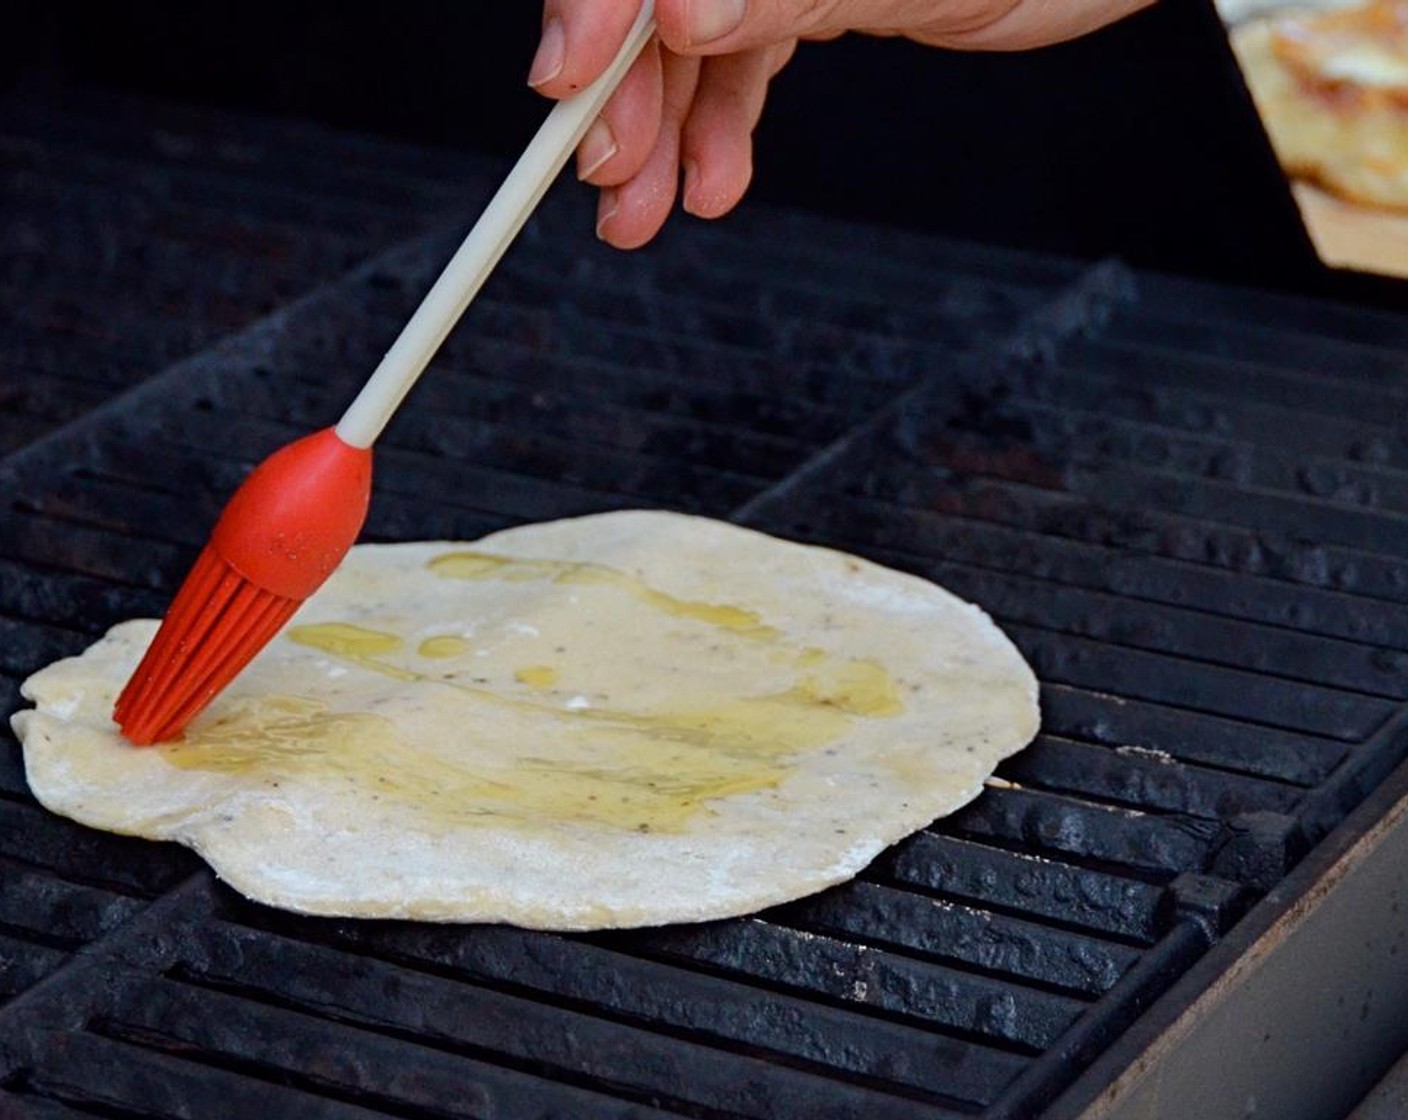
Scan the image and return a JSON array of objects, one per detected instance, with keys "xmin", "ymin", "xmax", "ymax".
[{"xmin": 1294, "ymin": 183, "xmax": 1408, "ymax": 280}]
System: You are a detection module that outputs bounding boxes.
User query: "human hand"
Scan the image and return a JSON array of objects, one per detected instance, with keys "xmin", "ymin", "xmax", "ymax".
[{"xmin": 529, "ymin": 0, "xmax": 1156, "ymax": 249}]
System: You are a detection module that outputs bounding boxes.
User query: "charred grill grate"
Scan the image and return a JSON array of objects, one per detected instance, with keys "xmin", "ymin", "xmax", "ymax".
[{"xmin": 5, "ymin": 96, "xmax": 1408, "ymax": 1119}]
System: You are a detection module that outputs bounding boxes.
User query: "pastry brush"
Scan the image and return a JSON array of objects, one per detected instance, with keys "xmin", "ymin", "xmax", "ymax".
[{"xmin": 115, "ymin": 6, "xmax": 656, "ymax": 744}]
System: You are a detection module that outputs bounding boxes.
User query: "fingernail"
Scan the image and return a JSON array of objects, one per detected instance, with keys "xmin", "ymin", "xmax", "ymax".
[
  {"xmin": 686, "ymin": 0, "xmax": 747, "ymax": 46},
  {"xmin": 528, "ymin": 18, "xmax": 566, "ymax": 87},
  {"xmin": 577, "ymin": 119, "xmax": 618, "ymax": 181},
  {"xmin": 681, "ymin": 159, "xmax": 702, "ymax": 215},
  {"xmin": 596, "ymin": 189, "xmax": 619, "ymax": 240}
]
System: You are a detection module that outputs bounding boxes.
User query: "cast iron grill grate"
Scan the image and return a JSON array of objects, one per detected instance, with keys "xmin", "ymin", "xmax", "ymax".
[
  {"xmin": 0, "ymin": 90, "xmax": 497, "ymax": 458},
  {"xmin": 5, "ymin": 100, "xmax": 1408, "ymax": 1118}
]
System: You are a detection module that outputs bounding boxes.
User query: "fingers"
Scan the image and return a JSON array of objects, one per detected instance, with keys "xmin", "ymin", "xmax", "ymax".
[
  {"xmin": 596, "ymin": 38, "xmax": 791, "ymax": 243},
  {"xmin": 531, "ymin": 0, "xmax": 1161, "ymax": 250},
  {"xmin": 678, "ymin": 43, "xmax": 791, "ymax": 219},
  {"xmin": 530, "ymin": 0, "xmax": 646, "ymax": 96},
  {"xmin": 596, "ymin": 52, "xmax": 702, "ymax": 249},
  {"xmin": 576, "ymin": 37, "xmax": 664, "ymax": 185}
]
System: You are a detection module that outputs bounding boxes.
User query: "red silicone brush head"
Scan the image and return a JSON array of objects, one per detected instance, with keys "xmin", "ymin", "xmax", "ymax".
[
  {"xmin": 113, "ymin": 547, "xmax": 303, "ymax": 744},
  {"xmin": 114, "ymin": 427, "xmax": 373, "ymax": 744}
]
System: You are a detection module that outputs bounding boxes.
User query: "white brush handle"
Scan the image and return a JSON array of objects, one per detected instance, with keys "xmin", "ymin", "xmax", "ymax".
[{"xmin": 336, "ymin": 3, "xmax": 656, "ymax": 449}]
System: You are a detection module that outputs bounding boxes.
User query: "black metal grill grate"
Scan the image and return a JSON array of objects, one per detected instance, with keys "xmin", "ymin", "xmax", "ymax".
[
  {"xmin": 5, "ymin": 96, "xmax": 1408, "ymax": 1119},
  {"xmin": 0, "ymin": 90, "xmax": 496, "ymax": 458}
]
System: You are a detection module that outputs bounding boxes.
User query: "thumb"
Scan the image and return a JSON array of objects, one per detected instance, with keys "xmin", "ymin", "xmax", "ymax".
[
  {"xmin": 656, "ymin": 0, "xmax": 1002, "ymax": 53},
  {"xmin": 655, "ymin": 0, "xmax": 1156, "ymax": 54},
  {"xmin": 658, "ymin": 0, "xmax": 867, "ymax": 53}
]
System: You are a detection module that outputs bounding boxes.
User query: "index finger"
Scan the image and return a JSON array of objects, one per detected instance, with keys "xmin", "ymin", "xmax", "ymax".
[{"xmin": 530, "ymin": 0, "xmax": 651, "ymax": 97}]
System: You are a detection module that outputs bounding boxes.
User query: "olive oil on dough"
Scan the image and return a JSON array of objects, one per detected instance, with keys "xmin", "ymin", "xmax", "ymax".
[{"xmin": 13, "ymin": 511, "xmax": 1038, "ymax": 928}]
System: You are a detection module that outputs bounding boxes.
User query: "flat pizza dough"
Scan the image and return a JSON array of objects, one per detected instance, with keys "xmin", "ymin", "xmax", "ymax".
[
  {"xmin": 1233, "ymin": 4, "xmax": 1408, "ymax": 211},
  {"xmin": 12, "ymin": 511, "xmax": 1039, "ymax": 929}
]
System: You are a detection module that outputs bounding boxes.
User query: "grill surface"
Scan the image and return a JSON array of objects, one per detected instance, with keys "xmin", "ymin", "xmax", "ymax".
[
  {"xmin": 5, "ymin": 94, "xmax": 1408, "ymax": 1119},
  {"xmin": 0, "ymin": 90, "xmax": 495, "ymax": 457}
]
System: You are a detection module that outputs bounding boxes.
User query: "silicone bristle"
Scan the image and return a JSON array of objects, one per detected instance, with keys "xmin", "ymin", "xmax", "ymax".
[{"xmin": 115, "ymin": 544, "xmax": 301, "ymax": 744}]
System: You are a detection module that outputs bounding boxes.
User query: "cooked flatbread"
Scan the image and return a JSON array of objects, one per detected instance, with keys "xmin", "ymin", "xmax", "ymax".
[
  {"xmin": 1233, "ymin": 3, "xmax": 1408, "ymax": 211},
  {"xmin": 13, "ymin": 511, "xmax": 1038, "ymax": 929}
]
